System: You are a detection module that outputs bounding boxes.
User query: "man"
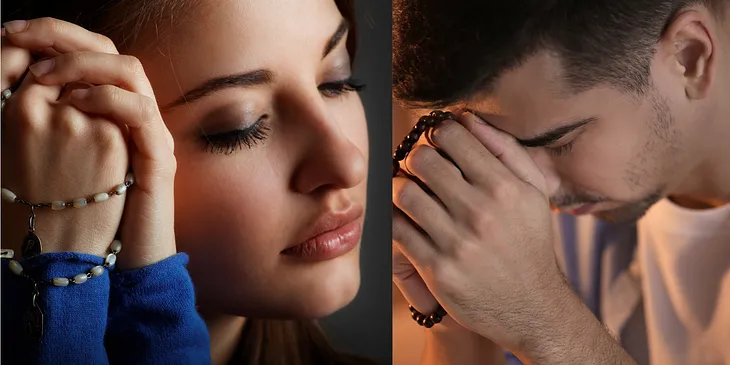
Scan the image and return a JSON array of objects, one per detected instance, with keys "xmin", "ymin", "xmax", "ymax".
[{"xmin": 391, "ymin": 1, "xmax": 730, "ymax": 364}]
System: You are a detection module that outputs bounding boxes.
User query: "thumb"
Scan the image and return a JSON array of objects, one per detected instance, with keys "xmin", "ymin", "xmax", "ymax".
[{"xmin": 459, "ymin": 112, "xmax": 548, "ymax": 195}]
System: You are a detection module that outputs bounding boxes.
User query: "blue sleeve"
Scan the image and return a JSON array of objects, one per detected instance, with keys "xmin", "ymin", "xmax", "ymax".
[
  {"xmin": 105, "ymin": 253, "xmax": 211, "ymax": 365},
  {"xmin": 2, "ymin": 252, "xmax": 111, "ymax": 365}
]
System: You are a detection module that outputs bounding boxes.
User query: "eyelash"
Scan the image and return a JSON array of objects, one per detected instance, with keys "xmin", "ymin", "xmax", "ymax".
[
  {"xmin": 546, "ymin": 140, "xmax": 576, "ymax": 157},
  {"xmin": 202, "ymin": 116, "xmax": 270, "ymax": 155},
  {"xmin": 202, "ymin": 78, "xmax": 364, "ymax": 155},
  {"xmin": 318, "ymin": 77, "xmax": 365, "ymax": 97}
]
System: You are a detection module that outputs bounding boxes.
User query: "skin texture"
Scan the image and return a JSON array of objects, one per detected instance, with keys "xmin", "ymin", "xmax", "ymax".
[
  {"xmin": 2, "ymin": 1, "xmax": 368, "ymax": 363},
  {"xmin": 138, "ymin": 0, "xmax": 368, "ymax": 321},
  {"xmin": 392, "ymin": 3, "xmax": 728, "ymax": 365},
  {"xmin": 465, "ymin": 6, "xmax": 730, "ymax": 221}
]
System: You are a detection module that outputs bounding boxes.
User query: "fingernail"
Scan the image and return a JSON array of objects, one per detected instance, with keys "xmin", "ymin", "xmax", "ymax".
[
  {"xmin": 70, "ymin": 89, "xmax": 90, "ymax": 99},
  {"xmin": 29, "ymin": 59, "xmax": 55, "ymax": 77},
  {"xmin": 3, "ymin": 20, "xmax": 28, "ymax": 34},
  {"xmin": 1, "ymin": 28, "xmax": 6, "ymax": 37}
]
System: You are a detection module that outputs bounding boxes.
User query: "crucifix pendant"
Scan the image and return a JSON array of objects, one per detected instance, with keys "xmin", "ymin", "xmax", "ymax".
[
  {"xmin": 22, "ymin": 206, "xmax": 42, "ymax": 259},
  {"xmin": 25, "ymin": 283, "xmax": 44, "ymax": 339}
]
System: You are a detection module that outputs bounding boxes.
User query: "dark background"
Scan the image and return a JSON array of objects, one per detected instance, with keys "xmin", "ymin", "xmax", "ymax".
[{"xmin": 319, "ymin": 1, "xmax": 392, "ymax": 364}]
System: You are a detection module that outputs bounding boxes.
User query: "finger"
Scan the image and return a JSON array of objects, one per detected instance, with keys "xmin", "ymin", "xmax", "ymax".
[
  {"xmin": 1, "ymin": 38, "xmax": 33, "ymax": 90},
  {"xmin": 428, "ymin": 119, "xmax": 516, "ymax": 188},
  {"xmin": 393, "ymin": 176, "xmax": 458, "ymax": 252},
  {"xmin": 460, "ymin": 112, "xmax": 548, "ymax": 195},
  {"xmin": 2, "ymin": 18, "xmax": 118, "ymax": 54},
  {"xmin": 402, "ymin": 144, "xmax": 474, "ymax": 215},
  {"xmin": 28, "ymin": 52, "xmax": 155, "ymax": 100},
  {"xmin": 392, "ymin": 243, "xmax": 440, "ymax": 314},
  {"xmin": 392, "ymin": 207, "xmax": 438, "ymax": 265},
  {"xmin": 10, "ymin": 66, "xmax": 63, "ymax": 104},
  {"xmin": 67, "ymin": 85, "xmax": 175, "ymax": 179}
]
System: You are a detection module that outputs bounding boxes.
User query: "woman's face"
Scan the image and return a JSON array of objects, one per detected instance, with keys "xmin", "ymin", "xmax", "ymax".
[{"xmin": 132, "ymin": 0, "xmax": 368, "ymax": 318}]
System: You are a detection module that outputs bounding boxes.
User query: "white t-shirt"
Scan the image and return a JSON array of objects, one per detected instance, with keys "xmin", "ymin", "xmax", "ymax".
[{"xmin": 637, "ymin": 199, "xmax": 730, "ymax": 365}]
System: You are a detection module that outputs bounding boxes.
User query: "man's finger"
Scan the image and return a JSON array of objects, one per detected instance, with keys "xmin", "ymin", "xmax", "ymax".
[
  {"xmin": 392, "ymin": 243, "xmax": 440, "ymax": 314},
  {"xmin": 460, "ymin": 112, "xmax": 548, "ymax": 195}
]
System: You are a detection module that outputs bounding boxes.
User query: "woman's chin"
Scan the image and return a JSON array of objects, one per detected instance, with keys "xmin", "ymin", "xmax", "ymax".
[{"xmin": 290, "ymin": 262, "xmax": 362, "ymax": 319}]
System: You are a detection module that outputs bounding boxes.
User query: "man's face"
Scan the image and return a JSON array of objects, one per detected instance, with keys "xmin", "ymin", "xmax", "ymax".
[{"xmin": 464, "ymin": 52, "xmax": 701, "ymax": 223}]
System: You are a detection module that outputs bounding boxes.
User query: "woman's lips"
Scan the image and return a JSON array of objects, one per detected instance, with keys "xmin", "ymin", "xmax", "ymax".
[
  {"xmin": 282, "ymin": 205, "xmax": 364, "ymax": 262},
  {"xmin": 281, "ymin": 220, "xmax": 362, "ymax": 261}
]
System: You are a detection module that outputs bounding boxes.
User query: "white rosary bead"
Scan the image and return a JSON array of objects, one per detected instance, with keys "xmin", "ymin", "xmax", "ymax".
[
  {"xmin": 114, "ymin": 184, "xmax": 127, "ymax": 195},
  {"xmin": 72, "ymin": 273, "xmax": 88, "ymax": 284},
  {"xmin": 51, "ymin": 201, "xmax": 66, "ymax": 210},
  {"xmin": 72, "ymin": 198, "xmax": 88, "ymax": 208},
  {"xmin": 93, "ymin": 193, "xmax": 109, "ymax": 202},
  {"xmin": 1, "ymin": 249, "xmax": 14, "ymax": 259},
  {"xmin": 8, "ymin": 260, "xmax": 23, "ymax": 276},
  {"xmin": 90, "ymin": 265, "xmax": 105, "ymax": 277},
  {"xmin": 125, "ymin": 173, "xmax": 135, "ymax": 185},
  {"xmin": 110, "ymin": 240, "xmax": 122, "ymax": 254},
  {"xmin": 1, "ymin": 188, "xmax": 17, "ymax": 203},
  {"xmin": 52, "ymin": 278, "xmax": 70, "ymax": 287},
  {"xmin": 105, "ymin": 253, "xmax": 117, "ymax": 267}
]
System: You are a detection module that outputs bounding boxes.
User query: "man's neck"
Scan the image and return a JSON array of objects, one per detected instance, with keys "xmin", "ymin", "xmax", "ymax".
[{"xmin": 670, "ymin": 19, "xmax": 730, "ymax": 209}]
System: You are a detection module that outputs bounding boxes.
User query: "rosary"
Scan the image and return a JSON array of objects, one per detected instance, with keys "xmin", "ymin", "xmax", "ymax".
[
  {"xmin": 1, "ymin": 173, "xmax": 134, "ymax": 339},
  {"xmin": 392, "ymin": 110, "xmax": 455, "ymax": 328}
]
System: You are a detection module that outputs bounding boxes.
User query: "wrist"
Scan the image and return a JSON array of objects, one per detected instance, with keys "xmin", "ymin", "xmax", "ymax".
[
  {"xmin": 424, "ymin": 316, "xmax": 505, "ymax": 365},
  {"xmin": 514, "ymin": 280, "xmax": 630, "ymax": 365}
]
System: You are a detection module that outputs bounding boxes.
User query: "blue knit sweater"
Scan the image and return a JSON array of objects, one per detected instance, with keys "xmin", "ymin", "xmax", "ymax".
[{"xmin": 1, "ymin": 252, "xmax": 211, "ymax": 364}]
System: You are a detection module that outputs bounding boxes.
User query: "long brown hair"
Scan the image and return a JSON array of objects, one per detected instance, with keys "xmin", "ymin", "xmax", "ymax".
[{"xmin": 2, "ymin": 1, "xmax": 376, "ymax": 364}]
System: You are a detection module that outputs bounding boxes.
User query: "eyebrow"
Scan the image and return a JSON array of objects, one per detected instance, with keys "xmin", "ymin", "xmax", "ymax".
[
  {"xmin": 515, "ymin": 117, "xmax": 596, "ymax": 147},
  {"xmin": 164, "ymin": 69, "xmax": 274, "ymax": 110},
  {"xmin": 163, "ymin": 18, "xmax": 349, "ymax": 110},
  {"xmin": 323, "ymin": 18, "xmax": 349, "ymax": 59},
  {"xmin": 473, "ymin": 111, "xmax": 596, "ymax": 147}
]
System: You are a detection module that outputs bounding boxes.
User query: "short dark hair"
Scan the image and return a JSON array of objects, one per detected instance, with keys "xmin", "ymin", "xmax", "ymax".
[{"xmin": 393, "ymin": 0, "xmax": 725, "ymax": 107}]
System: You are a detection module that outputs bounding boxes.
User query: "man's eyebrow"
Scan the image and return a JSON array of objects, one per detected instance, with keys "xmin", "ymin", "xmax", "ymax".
[
  {"xmin": 323, "ymin": 18, "xmax": 349, "ymax": 59},
  {"xmin": 472, "ymin": 112, "xmax": 597, "ymax": 147},
  {"xmin": 515, "ymin": 117, "xmax": 596, "ymax": 147},
  {"xmin": 163, "ymin": 69, "xmax": 275, "ymax": 110}
]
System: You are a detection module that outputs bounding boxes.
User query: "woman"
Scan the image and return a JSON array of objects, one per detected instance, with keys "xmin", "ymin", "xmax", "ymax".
[{"xmin": 1, "ymin": 0, "xmax": 373, "ymax": 364}]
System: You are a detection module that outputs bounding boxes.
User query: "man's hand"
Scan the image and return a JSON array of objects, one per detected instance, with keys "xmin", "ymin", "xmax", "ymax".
[{"xmin": 392, "ymin": 112, "xmax": 634, "ymax": 364}]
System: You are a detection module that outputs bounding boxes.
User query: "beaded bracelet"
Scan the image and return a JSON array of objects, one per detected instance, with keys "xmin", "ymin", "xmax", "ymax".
[
  {"xmin": 1, "ymin": 240, "xmax": 122, "ymax": 340},
  {"xmin": 409, "ymin": 305, "xmax": 448, "ymax": 328},
  {"xmin": 1, "ymin": 173, "xmax": 134, "ymax": 259},
  {"xmin": 393, "ymin": 110, "xmax": 455, "ymax": 327}
]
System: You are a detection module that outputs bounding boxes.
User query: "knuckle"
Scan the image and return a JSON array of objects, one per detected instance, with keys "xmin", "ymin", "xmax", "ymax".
[
  {"xmin": 40, "ymin": 17, "xmax": 68, "ymax": 37},
  {"xmin": 138, "ymin": 95, "xmax": 158, "ymax": 120},
  {"xmin": 430, "ymin": 260, "xmax": 458, "ymax": 287},
  {"xmin": 63, "ymin": 51, "xmax": 87, "ymax": 71},
  {"xmin": 430, "ymin": 120, "xmax": 460, "ymax": 145},
  {"xmin": 405, "ymin": 145, "xmax": 436, "ymax": 175},
  {"xmin": 94, "ymin": 84, "xmax": 122, "ymax": 105},
  {"xmin": 393, "ymin": 178, "xmax": 420, "ymax": 209},
  {"xmin": 9, "ymin": 100, "xmax": 43, "ymax": 133},
  {"xmin": 94, "ymin": 120, "xmax": 124, "ymax": 146},
  {"xmin": 122, "ymin": 55, "xmax": 145, "ymax": 77},
  {"xmin": 467, "ymin": 208, "xmax": 494, "ymax": 231},
  {"xmin": 392, "ymin": 213, "xmax": 410, "ymax": 244},
  {"xmin": 55, "ymin": 105, "xmax": 88, "ymax": 137},
  {"xmin": 95, "ymin": 34, "xmax": 117, "ymax": 53},
  {"xmin": 492, "ymin": 179, "xmax": 519, "ymax": 199}
]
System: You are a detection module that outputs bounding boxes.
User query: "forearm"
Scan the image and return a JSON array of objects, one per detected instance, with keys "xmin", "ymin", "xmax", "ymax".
[
  {"xmin": 422, "ymin": 317, "xmax": 507, "ymax": 365},
  {"xmin": 515, "ymin": 283, "xmax": 635, "ymax": 365}
]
